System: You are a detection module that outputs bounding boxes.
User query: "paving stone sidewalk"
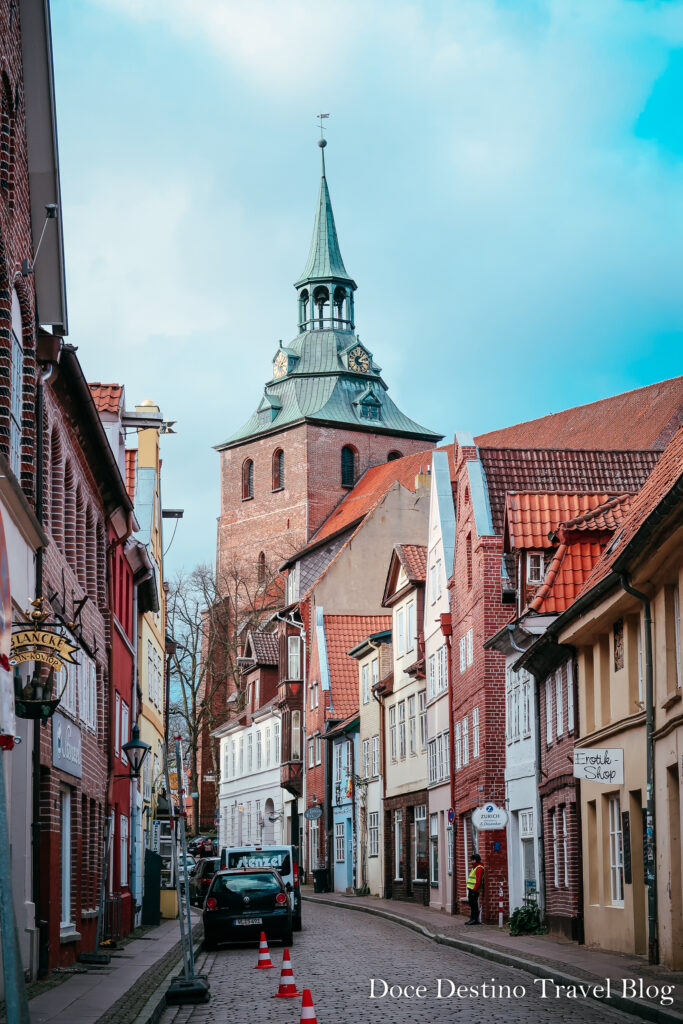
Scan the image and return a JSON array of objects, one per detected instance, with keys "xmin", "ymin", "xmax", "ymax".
[
  {"xmin": 28, "ymin": 918, "xmax": 202, "ymax": 1024},
  {"xmin": 303, "ymin": 890, "xmax": 683, "ymax": 1023}
]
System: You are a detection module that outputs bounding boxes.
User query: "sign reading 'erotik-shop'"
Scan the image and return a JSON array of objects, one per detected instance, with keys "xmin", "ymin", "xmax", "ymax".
[
  {"xmin": 573, "ymin": 747, "xmax": 624, "ymax": 785},
  {"xmin": 52, "ymin": 711, "xmax": 82, "ymax": 778}
]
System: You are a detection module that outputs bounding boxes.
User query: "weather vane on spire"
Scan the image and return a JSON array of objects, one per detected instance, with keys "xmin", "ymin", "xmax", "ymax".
[{"xmin": 317, "ymin": 112, "xmax": 330, "ymax": 149}]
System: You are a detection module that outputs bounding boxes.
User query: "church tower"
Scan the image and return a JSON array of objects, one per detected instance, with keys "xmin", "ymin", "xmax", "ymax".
[{"xmin": 216, "ymin": 140, "xmax": 441, "ymax": 581}]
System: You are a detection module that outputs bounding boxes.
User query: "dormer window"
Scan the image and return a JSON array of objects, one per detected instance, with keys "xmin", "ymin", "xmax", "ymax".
[{"xmin": 527, "ymin": 552, "xmax": 544, "ymax": 584}]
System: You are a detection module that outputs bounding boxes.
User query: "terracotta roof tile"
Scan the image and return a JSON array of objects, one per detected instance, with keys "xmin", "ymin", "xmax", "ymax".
[
  {"xmin": 480, "ymin": 448, "xmax": 659, "ymax": 535},
  {"xmin": 90, "ymin": 382, "xmax": 123, "ymax": 414},
  {"xmin": 125, "ymin": 449, "xmax": 137, "ymax": 499},
  {"xmin": 505, "ymin": 491, "xmax": 629, "ymax": 550},
  {"xmin": 396, "ymin": 544, "xmax": 427, "ymax": 582},
  {"xmin": 324, "ymin": 614, "xmax": 391, "ymax": 719},
  {"xmin": 577, "ymin": 426, "xmax": 683, "ymax": 599},
  {"xmin": 529, "ymin": 493, "xmax": 634, "ymax": 614},
  {"xmin": 475, "ymin": 377, "xmax": 683, "ymax": 452}
]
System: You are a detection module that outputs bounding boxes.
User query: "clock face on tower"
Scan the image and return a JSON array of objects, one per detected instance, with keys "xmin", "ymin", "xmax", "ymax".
[
  {"xmin": 273, "ymin": 351, "xmax": 289, "ymax": 379},
  {"xmin": 347, "ymin": 345, "xmax": 370, "ymax": 373}
]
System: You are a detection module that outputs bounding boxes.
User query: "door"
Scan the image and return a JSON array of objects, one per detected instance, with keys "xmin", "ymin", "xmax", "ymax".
[{"xmin": 346, "ymin": 818, "xmax": 353, "ymax": 890}]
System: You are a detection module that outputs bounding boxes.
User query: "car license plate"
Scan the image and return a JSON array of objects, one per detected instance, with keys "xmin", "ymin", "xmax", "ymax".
[{"xmin": 234, "ymin": 917, "xmax": 262, "ymax": 926}]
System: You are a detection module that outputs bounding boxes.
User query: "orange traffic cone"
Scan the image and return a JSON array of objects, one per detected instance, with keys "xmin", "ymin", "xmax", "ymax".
[
  {"xmin": 254, "ymin": 931, "xmax": 275, "ymax": 969},
  {"xmin": 300, "ymin": 988, "xmax": 318, "ymax": 1023},
  {"xmin": 273, "ymin": 948, "xmax": 301, "ymax": 998}
]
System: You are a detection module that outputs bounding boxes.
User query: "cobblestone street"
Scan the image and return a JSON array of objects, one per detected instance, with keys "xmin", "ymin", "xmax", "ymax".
[{"xmin": 161, "ymin": 902, "xmax": 639, "ymax": 1024}]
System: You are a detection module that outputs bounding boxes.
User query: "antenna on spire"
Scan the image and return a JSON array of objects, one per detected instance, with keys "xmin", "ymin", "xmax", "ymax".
[{"xmin": 316, "ymin": 112, "xmax": 330, "ymax": 149}]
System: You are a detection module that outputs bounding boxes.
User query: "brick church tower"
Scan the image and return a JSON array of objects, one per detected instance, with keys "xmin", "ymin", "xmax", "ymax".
[{"xmin": 215, "ymin": 140, "xmax": 442, "ymax": 582}]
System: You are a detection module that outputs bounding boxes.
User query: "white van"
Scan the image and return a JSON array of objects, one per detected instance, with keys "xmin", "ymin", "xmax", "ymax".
[{"xmin": 220, "ymin": 845, "xmax": 302, "ymax": 930}]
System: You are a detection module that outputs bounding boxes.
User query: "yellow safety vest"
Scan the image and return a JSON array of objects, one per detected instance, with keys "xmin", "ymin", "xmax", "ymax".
[{"xmin": 467, "ymin": 865, "xmax": 483, "ymax": 890}]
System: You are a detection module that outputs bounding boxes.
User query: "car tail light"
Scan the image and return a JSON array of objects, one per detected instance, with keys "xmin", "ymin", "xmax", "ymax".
[
  {"xmin": 293, "ymin": 862, "xmax": 299, "ymax": 886},
  {"xmin": 205, "ymin": 897, "xmax": 218, "ymax": 911},
  {"xmin": 202, "ymin": 878, "xmax": 210, "ymax": 886},
  {"xmin": 275, "ymin": 892, "xmax": 287, "ymax": 905}
]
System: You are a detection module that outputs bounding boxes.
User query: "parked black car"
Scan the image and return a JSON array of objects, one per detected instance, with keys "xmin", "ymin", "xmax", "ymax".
[
  {"xmin": 189, "ymin": 857, "xmax": 221, "ymax": 906},
  {"xmin": 203, "ymin": 868, "xmax": 293, "ymax": 950}
]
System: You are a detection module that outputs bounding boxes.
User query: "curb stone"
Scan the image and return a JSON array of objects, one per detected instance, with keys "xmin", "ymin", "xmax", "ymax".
[
  {"xmin": 303, "ymin": 894, "xmax": 683, "ymax": 1024},
  {"xmin": 128, "ymin": 927, "xmax": 204, "ymax": 1024}
]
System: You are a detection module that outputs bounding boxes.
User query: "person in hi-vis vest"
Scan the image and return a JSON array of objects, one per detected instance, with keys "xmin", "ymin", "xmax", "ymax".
[{"xmin": 465, "ymin": 853, "xmax": 484, "ymax": 925}]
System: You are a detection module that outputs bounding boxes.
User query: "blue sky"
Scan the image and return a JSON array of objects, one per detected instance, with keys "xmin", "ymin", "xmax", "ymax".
[{"xmin": 50, "ymin": 0, "xmax": 683, "ymax": 575}]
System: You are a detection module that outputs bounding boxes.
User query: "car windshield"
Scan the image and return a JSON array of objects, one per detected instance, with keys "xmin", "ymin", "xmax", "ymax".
[
  {"xmin": 226, "ymin": 851, "xmax": 291, "ymax": 875},
  {"xmin": 213, "ymin": 873, "xmax": 281, "ymax": 895}
]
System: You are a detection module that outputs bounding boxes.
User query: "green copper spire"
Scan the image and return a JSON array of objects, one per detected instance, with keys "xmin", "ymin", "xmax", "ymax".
[{"xmin": 294, "ymin": 140, "xmax": 356, "ymax": 288}]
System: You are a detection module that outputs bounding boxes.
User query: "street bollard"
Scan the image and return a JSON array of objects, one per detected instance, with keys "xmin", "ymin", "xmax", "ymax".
[{"xmin": 498, "ymin": 882, "xmax": 504, "ymax": 929}]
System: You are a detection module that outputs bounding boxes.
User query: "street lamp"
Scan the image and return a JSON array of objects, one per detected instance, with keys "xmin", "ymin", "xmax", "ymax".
[{"xmin": 121, "ymin": 724, "xmax": 151, "ymax": 778}]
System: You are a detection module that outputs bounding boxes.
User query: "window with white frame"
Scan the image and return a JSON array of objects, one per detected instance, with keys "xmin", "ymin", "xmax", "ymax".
[
  {"xmin": 522, "ymin": 677, "xmax": 530, "ymax": 737},
  {"xmin": 567, "ymin": 661, "xmax": 575, "ymax": 732},
  {"xmin": 562, "ymin": 806, "xmax": 569, "ymax": 888},
  {"xmin": 519, "ymin": 809, "xmax": 534, "ymax": 838},
  {"xmin": 9, "ymin": 290, "xmax": 23, "ymax": 478},
  {"xmin": 315, "ymin": 733, "xmax": 322, "ymax": 765},
  {"xmin": 419, "ymin": 691, "xmax": 426, "ymax": 749},
  {"xmin": 120, "ymin": 814, "xmax": 129, "ymax": 887},
  {"xmin": 396, "ymin": 608, "xmax": 405, "ymax": 655},
  {"xmin": 371, "ymin": 657, "xmax": 378, "ymax": 692},
  {"xmin": 430, "ymin": 812, "xmax": 439, "ymax": 885},
  {"xmin": 466, "ymin": 627, "xmax": 473, "ymax": 666},
  {"xmin": 608, "ymin": 795, "xmax": 624, "ymax": 905},
  {"xmin": 369, "ymin": 811, "xmax": 379, "ymax": 858},
  {"xmin": 334, "ymin": 742, "xmax": 342, "ymax": 783},
  {"xmin": 473, "ymin": 706, "xmax": 480, "ymax": 758},
  {"xmin": 247, "ymin": 733, "xmax": 253, "ymax": 772},
  {"xmin": 335, "ymin": 822, "xmax": 345, "ymax": 862},
  {"xmin": 462, "ymin": 716, "xmax": 469, "ymax": 765},
  {"xmin": 390, "ymin": 705, "xmax": 397, "ymax": 761},
  {"xmin": 438, "ymin": 645, "xmax": 448, "ymax": 692},
  {"xmin": 552, "ymin": 809, "xmax": 558, "ymax": 887},
  {"xmin": 239, "ymin": 736, "xmax": 244, "ymax": 773},
  {"xmin": 636, "ymin": 621, "xmax": 644, "ymax": 704},
  {"xmin": 394, "ymin": 810, "xmax": 403, "ymax": 879},
  {"xmin": 362, "ymin": 663, "xmax": 370, "ymax": 704},
  {"xmin": 407, "ymin": 601, "xmax": 415, "ymax": 652},
  {"xmin": 455, "ymin": 722, "xmax": 462, "ymax": 770},
  {"xmin": 120, "ymin": 701, "xmax": 129, "ymax": 762},
  {"xmin": 362, "ymin": 738, "xmax": 370, "ymax": 779},
  {"xmin": 555, "ymin": 669, "xmax": 564, "ymax": 737},
  {"xmin": 545, "ymin": 677, "xmax": 553, "ymax": 744},
  {"xmin": 527, "ymin": 552, "xmax": 544, "ymax": 584},
  {"xmin": 264, "ymin": 727, "xmax": 271, "ymax": 766},
  {"xmin": 442, "ymin": 730, "xmax": 449, "ymax": 778},
  {"xmin": 408, "ymin": 694, "xmax": 416, "ymax": 754},
  {"xmin": 291, "ymin": 710, "xmax": 301, "ymax": 760},
  {"xmin": 398, "ymin": 700, "xmax": 406, "ymax": 759},
  {"xmin": 288, "ymin": 635, "xmax": 301, "ymax": 679},
  {"xmin": 512, "ymin": 685, "xmax": 520, "ymax": 741},
  {"xmin": 308, "ymin": 737, "xmax": 315, "ymax": 768},
  {"xmin": 459, "ymin": 635, "xmax": 466, "ymax": 673},
  {"xmin": 143, "ymin": 752, "xmax": 151, "ymax": 801},
  {"xmin": 274, "ymin": 721, "xmax": 280, "ymax": 762},
  {"xmin": 371, "ymin": 734, "xmax": 379, "ymax": 777},
  {"xmin": 345, "ymin": 737, "xmax": 353, "ymax": 775},
  {"xmin": 428, "ymin": 654, "xmax": 436, "ymax": 699},
  {"xmin": 256, "ymin": 729, "xmax": 262, "ymax": 769},
  {"xmin": 414, "ymin": 805, "xmax": 427, "ymax": 881},
  {"xmin": 436, "ymin": 733, "xmax": 444, "ymax": 780},
  {"xmin": 428, "ymin": 739, "xmax": 437, "ymax": 784}
]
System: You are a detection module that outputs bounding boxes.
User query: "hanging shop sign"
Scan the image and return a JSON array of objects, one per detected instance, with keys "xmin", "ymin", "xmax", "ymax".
[
  {"xmin": 52, "ymin": 711, "xmax": 82, "ymax": 778},
  {"xmin": 573, "ymin": 747, "xmax": 624, "ymax": 785},
  {"xmin": 304, "ymin": 805, "xmax": 323, "ymax": 821},
  {"xmin": 472, "ymin": 803, "xmax": 509, "ymax": 831},
  {"xmin": 0, "ymin": 510, "xmax": 14, "ymax": 744},
  {"xmin": 10, "ymin": 629, "xmax": 78, "ymax": 670}
]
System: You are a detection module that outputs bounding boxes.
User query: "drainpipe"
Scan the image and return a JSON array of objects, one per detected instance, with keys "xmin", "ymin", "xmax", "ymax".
[
  {"xmin": 619, "ymin": 574, "xmax": 658, "ymax": 965},
  {"xmin": 440, "ymin": 612, "xmax": 455, "ymax": 915}
]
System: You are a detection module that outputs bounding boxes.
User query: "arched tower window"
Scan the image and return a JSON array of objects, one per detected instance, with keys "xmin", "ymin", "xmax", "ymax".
[
  {"xmin": 242, "ymin": 459, "xmax": 254, "ymax": 500},
  {"xmin": 387, "ymin": 450, "xmax": 402, "ymax": 462},
  {"xmin": 313, "ymin": 285, "xmax": 329, "ymax": 329},
  {"xmin": 298, "ymin": 289, "xmax": 309, "ymax": 330},
  {"xmin": 257, "ymin": 551, "xmax": 266, "ymax": 585},
  {"xmin": 272, "ymin": 448, "xmax": 285, "ymax": 491},
  {"xmin": 341, "ymin": 446, "xmax": 357, "ymax": 489}
]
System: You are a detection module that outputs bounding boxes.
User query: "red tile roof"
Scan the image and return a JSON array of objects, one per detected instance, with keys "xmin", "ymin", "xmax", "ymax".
[
  {"xmin": 505, "ymin": 491, "xmax": 629, "ymax": 550},
  {"xmin": 475, "ymin": 377, "xmax": 683, "ymax": 452},
  {"xmin": 529, "ymin": 495, "xmax": 634, "ymax": 615},
  {"xmin": 305, "ymin": 446, "xmax": 452, "ymax": 550},
  {"xmin": 324, "ymin": 615, "xmax": 391, "ymax": 719},
  {"xmin": 90, "ymin": 382, "xmax": 123, "ymax": 414},
  {"xmin": 576, "ymin": 426, "xmax": 683, "ymax": 600},
  {"xmin": 479, "ymin": 448, "xmax": 659, "ymax": 535},
  {"xmin": 396, "ymin": 544, "xmax": 427, "ymax": 583},
  {"xmin": 125, "ymin": 449, "xmax": 137, "ymax": 499}
]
